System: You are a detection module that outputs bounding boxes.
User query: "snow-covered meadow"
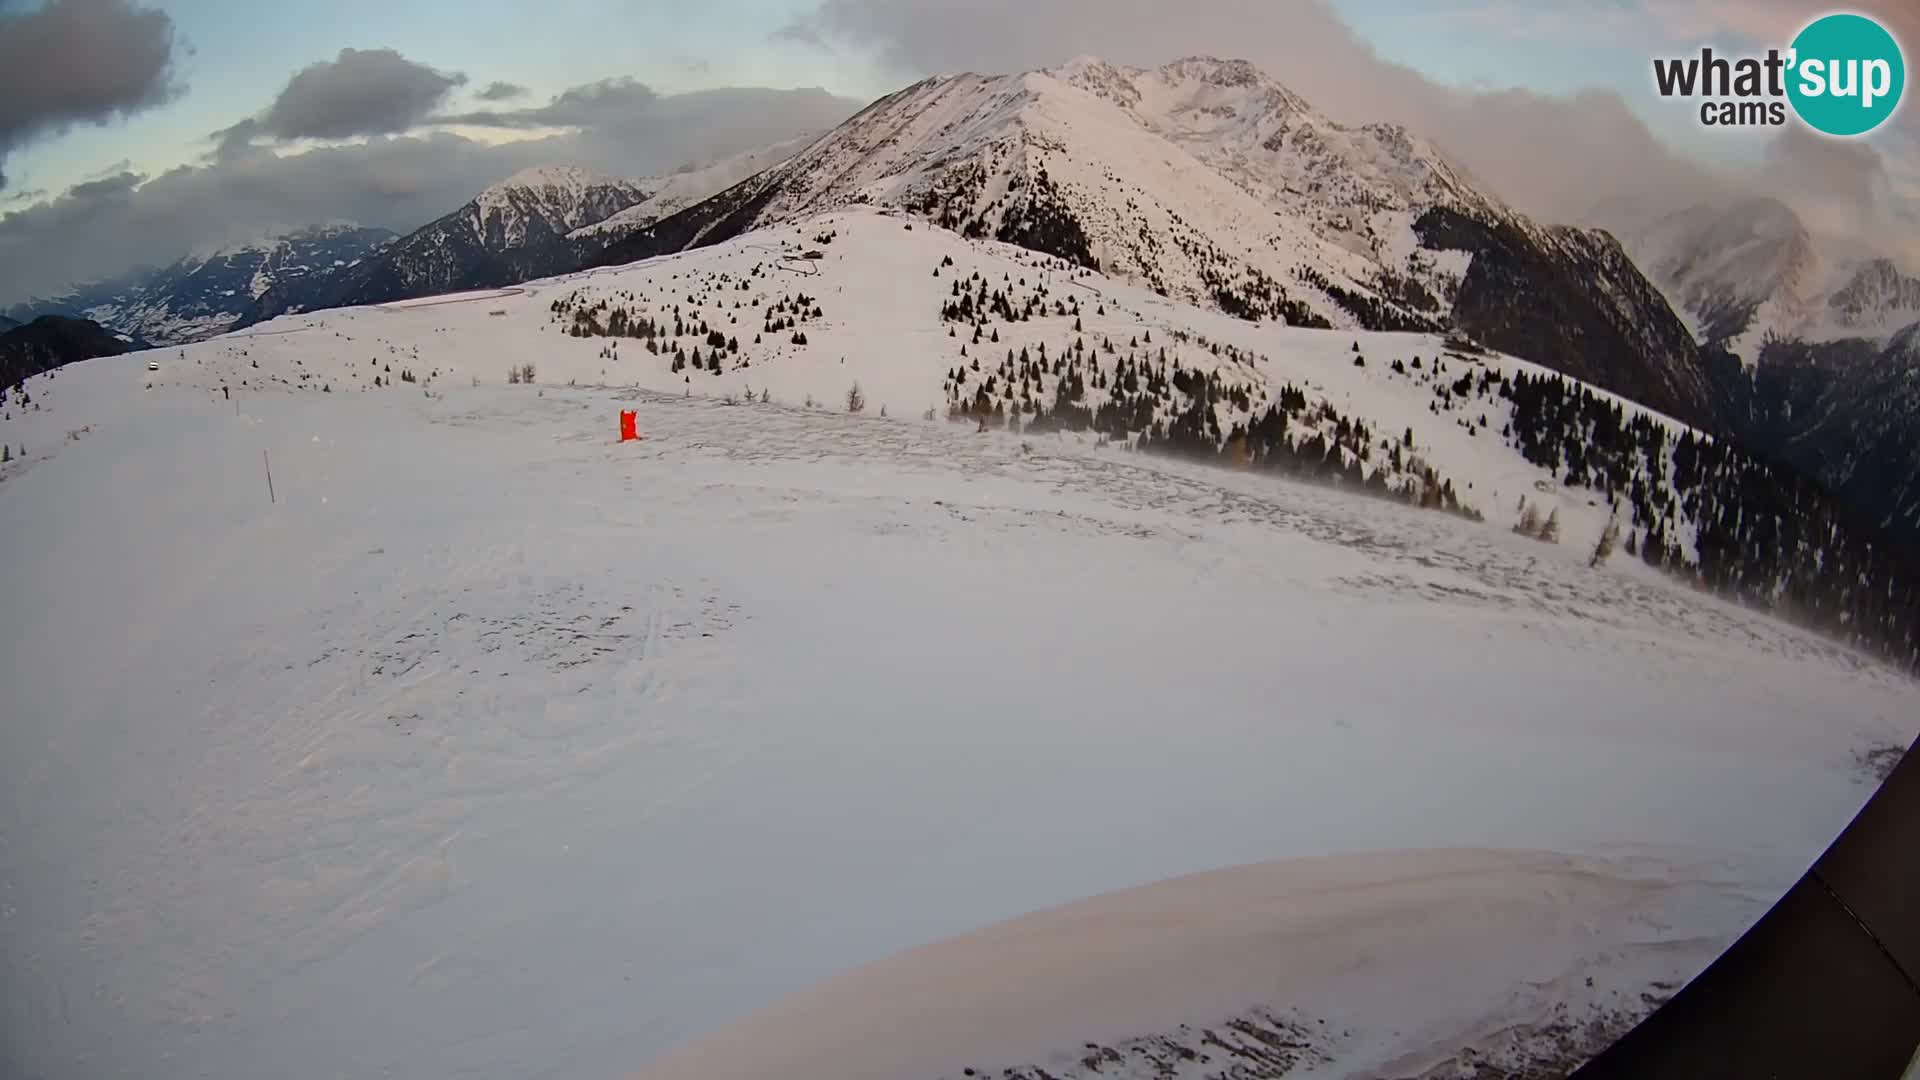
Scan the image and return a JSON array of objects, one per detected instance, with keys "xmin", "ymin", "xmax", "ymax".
[{"xmin": 1, "ymin": 210, "xmax": 1914, "ymax": 1078}]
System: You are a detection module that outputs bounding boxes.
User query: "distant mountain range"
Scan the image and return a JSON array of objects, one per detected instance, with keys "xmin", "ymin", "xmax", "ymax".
[
  {"xmin": 5, "ymin": 225, "xmax": 398, "ymax": 346},
  {"xmin": 3, "ymin": 141, "xmax": 825, "ymax": 348},
  {"xmin": 246, "ymin": 143, "xmax": 821, "ymax": 324},
  {"xmin": 245, "ymin": 167, "xmax": 653, "ymax": 322}
]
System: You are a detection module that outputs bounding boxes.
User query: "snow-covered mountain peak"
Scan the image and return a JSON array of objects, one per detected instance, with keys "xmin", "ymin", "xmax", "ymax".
[
  {"xmin": 196, "ymin": 222, "xmax": 376, "ymax": 262},
  {"xmin": 462, "ymin": 165, "xmax": 654, "ymax": 247},
  {"xmin": 1049, "ymin": 55, "xmax": 1142, "ymax": 102},
  {"xmin": 568, "ymin": 136, "xmax": 821, "ymax": 243},
  {"xmin": 1161, "ymin": 55, "xmax": 1266, "ymax": 86},
  {"xmin": 1599, "ymin": 194, "xmax": 1920, "ymax": 362},
  {"xmin": 1035, "ymin": 55, "xmax": 1494, "ymax": 222},
  {"xmin": 591, "ymin": 56, "xmax": 1719, "ymax": 431},
  {"xmin": 1827, "ymin": 257, "xmax": 1920, "ymax": 336},
  {"xmin": 1051, "ymin": 56, "xmax": 1311, "ymax": 127},
  {"xmin": 481, "ymin": 165, "xmax": 617, "ymax": 201}
]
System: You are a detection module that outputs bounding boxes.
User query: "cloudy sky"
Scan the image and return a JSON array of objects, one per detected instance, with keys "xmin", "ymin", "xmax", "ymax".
[{"xmin": 1, "ymin": 0, "xmax": 1915, "ymax": 301}]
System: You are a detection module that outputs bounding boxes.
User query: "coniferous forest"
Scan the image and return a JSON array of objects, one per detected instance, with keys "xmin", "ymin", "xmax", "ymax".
[
  {"xmin": 547, "ymin": 251, "xmax": 1920, "ymax": 675},
  {"xmin": 1503, "ymin": 369, "xmax": 1920, "ymax": 672}
]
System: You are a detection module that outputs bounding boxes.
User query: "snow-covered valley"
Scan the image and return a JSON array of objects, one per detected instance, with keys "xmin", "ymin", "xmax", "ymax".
[{"xmin": 1, "ymin": 209, "xmax": 1915, "ymax": 1080}]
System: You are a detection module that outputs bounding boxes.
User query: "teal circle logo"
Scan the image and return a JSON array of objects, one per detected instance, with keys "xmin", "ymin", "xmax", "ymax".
[{"xmin": 1787, "ymin": 13, "xmax": 1905, "ymax": 136}]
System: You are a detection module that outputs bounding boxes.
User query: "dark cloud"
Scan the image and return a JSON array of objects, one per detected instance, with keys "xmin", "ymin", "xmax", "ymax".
[
  {"xmin": 210, "ymin": 117, "xmax": 261, "ymax": 161},
  {"xmin": 0, "ymin": 85, "xmax": 861, "ymax": 300},
  {"xmin": 437, "ymin": 77, "xmax": 660, "ymax": 130},
  {"xmin": 475, "ymin": 81, "xmax": 529, "ymax": 102},
  {"xmin": 259, "ymin": 48, "xmax": 468, "ymax": 142},
  {"xmin": 0, "ymin": 0, "xmax": 182, "ymax": 188},
  {"xmin": 66, "ymin": 169, "xmax": 144, "ymax": 201}
]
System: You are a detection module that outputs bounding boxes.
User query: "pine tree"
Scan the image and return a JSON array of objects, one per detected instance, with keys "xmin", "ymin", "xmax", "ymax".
[
  {"xmin": 1589, "ymin": 516, "xmax": 1622, "ymax": 568},
  {"xmin": 1514, "ymin": 499, "xmax": 1543, "ymax": 538}
]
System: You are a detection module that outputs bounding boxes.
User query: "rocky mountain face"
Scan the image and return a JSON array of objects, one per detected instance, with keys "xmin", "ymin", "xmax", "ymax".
[
  {"xmin": 569, "ymin": 137, "xmax": 819, "ymax": 246},
  {"xmin": 1743, "ymin": 322, "xmax": 1920, "ymax": 542},
  {"xmin": 1600, "ymin": 196, "xmax": 1920, "ymax": 359},
  {"xmin": 5, "ymin": 226, "xmax": 397, "ymax": 346},
  {"xmin": 594, "ymin": 56, "xmax": 1733, "ymax": 433},
  {"xmin": 1826, "ymin": 259, "xmax": 1920, "ymax": 335},
  {"xmin": 1412, "ymin": 207, "xmax": 1732, "ymax": 434},
  {"xmin": 1598, "ymin": 194, "xmax": 1920, "ymax": 541},
  {"xmin": 1594, "ymin": 196, "xmax": 1820, "ymax": 359},
  {"xmin": 0, "ymin": 316, "xmax": 135, "ymax": 390}
]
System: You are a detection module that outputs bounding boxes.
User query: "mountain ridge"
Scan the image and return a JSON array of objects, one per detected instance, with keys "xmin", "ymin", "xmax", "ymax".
[
  {"xmin": 245, "ymin": 142, "xmax": 823, "ymax": 323},
  {"xmin": 594, "ymin": 55, "xmax": 1731, "ymax": 434},
  {"xmin": 5, "ymin": 225, "xmax": 397, "ymax": 346}
]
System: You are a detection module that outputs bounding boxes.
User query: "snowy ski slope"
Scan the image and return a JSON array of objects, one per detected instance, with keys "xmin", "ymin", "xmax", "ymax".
[
  {"xmin": 96, "ymin": 207, "xmax": 1697, "ymax": 558},
  {"xmin": 0, "ymin": 208, "xmax": 1914, "ymax": 1080}
]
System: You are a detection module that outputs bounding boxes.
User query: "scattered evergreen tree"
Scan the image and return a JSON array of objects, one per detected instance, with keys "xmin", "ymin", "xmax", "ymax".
[
  {"xmin": 1589, "ymin": 515, "xmax": 1622, "ymax": 567},
  {"xmin": 1514, "ymin": 499, "xmax": 1543, "ymax": 538}
]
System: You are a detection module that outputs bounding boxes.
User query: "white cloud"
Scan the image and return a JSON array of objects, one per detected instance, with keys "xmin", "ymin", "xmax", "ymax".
[
  {"xmin": 782, "ymin": 0, "xmax": 1914, "ymax": 263},
  {"xmin": 0, "ymin": 84, "xmax": 860, "ymax": 300}
]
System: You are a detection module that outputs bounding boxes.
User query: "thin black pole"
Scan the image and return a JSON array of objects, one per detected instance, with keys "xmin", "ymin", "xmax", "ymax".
[{"xmin": 263, "ymin": 449, "xmax": 276, "ymax": 505}]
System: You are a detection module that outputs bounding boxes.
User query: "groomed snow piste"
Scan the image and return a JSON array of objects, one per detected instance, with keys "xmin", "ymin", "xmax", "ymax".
[{"xmin": 0, "ymin": 208, "xmax": 1913, "ymax": 1080}]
